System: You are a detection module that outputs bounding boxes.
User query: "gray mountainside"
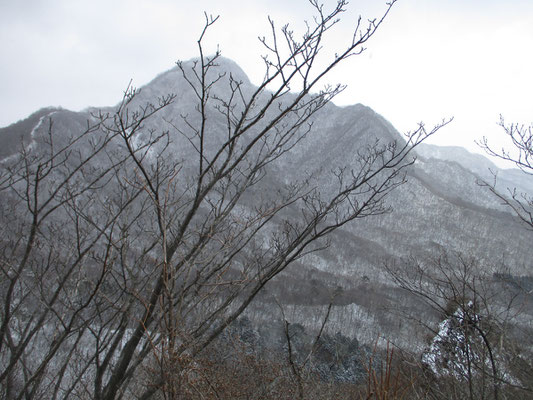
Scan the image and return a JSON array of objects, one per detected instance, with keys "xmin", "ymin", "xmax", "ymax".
[{"xmin": 2, "ymin": 58, "xmax": 532, "ymax": 348}]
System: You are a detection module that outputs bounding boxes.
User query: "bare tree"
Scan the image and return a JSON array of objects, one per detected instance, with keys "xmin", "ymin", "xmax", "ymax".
[
  {"xmin": 0, "ymin": 1, "xmax": 447, "ymax": 399},
  {"xmin": 478, "ymin": 116, "xmax": 533, "ymax": 229},
  {"xmin": 387, "ymin": 253, "xmax": 533, "ymax": 400}
]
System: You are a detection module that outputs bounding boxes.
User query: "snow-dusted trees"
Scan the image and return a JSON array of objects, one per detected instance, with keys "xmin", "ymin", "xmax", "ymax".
[
  {"xmin": 382, "ymin": 113, "xmax": 533, "ymax": 400},
  {"xmin": 0, "ymin": 1, "xmax": 447, "ymax": 399},
  {"xmin": 388, "ymin": 254, "xmax": 533, "ymax": 400}
]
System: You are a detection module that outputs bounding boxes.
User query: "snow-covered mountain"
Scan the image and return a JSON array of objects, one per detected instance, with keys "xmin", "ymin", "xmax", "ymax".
[{"xmin": 2, "ymin": 57, "xmax": 532, "ymax": 349}]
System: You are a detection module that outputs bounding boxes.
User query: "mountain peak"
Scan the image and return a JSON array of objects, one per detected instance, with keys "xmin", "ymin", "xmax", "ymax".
[{"xmin": 146, "ymin": 56, "xmax": 250, "ymax": 89}]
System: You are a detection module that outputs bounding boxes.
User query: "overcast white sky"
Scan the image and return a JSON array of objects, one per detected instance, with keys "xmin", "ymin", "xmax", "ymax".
[{"xmin": 1, "ymin": 0, "xmax": 532, "ymax": 162}]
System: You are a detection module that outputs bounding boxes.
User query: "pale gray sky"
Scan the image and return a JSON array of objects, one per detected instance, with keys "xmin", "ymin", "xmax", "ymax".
[{"xmin": 1, "ymin": 0, "xmax": 533, "ymax": 162}]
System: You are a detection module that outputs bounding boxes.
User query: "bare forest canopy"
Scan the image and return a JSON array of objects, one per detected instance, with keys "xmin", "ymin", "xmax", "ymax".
[{"xmin": 1, "ymin": 1, "xmax": 533, "ymax": 399}]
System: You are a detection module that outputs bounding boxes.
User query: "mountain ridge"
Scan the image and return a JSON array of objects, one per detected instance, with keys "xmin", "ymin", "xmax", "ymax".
[{"xmin": 2, "ymin": 57, "xmax": 532, "ymax": 348}]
